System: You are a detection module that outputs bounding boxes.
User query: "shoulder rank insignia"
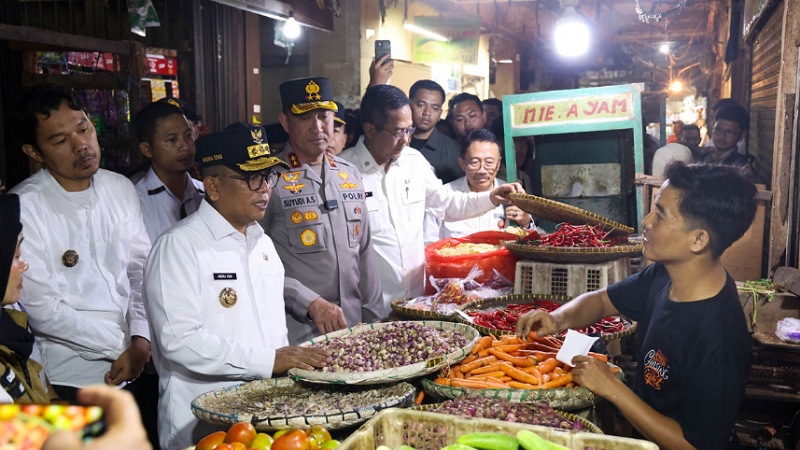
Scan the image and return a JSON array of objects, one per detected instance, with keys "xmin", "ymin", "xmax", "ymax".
[
  {"xmin": 325, "ymin": 151, "xmax": 337, "ymax": 168},
  {"xmin": 288, "ymin": 152, "xmax": 302, "ymax": 168}
]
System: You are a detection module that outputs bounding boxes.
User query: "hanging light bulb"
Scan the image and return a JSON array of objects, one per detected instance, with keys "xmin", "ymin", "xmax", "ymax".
[
  {"xmin": 553, "ymin": 6, "xmax": 590, "ymax": 58},
  {"xmin": 669, "ymin": 80, "xmax": 683, "ymax": 93},
  {"xmin": 283, "ymin": 12, "xmax": 301, "ymax": 40}
]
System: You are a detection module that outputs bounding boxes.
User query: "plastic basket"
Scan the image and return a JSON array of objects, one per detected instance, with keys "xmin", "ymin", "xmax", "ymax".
[
  {"xmin": 338, "ymin": 409, "xmax": 658, "ymax": 450},
  {"xmin": 515, "ymin": 259, "xmax": 631, "ymax": 298}
]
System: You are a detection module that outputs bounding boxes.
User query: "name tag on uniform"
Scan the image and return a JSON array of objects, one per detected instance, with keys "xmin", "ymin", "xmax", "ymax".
[{"xmin": 213, "ymin": 273, "xmax": 237, "ymax": 280}]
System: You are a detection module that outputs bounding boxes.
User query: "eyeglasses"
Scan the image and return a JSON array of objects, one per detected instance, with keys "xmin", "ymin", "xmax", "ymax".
[
  {"xmin": 712, "ymin": 126, "xmax": 741, "ymax": 138},
  {"xmin": 222, "ymin": 171, "xmax": 280, "ymax": 190},
  {"xmin": 381, "ymin": 126, "xmax": 417, "ymax": 140},
  {"xmin": 465, "ymin": 158, "xmax": 499, "ymax": 171}
]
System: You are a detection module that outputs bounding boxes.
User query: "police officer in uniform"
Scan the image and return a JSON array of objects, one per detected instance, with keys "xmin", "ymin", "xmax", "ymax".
[{"xmin": 260, "ymin": 77, "xmax": 386, "ymax": 344}]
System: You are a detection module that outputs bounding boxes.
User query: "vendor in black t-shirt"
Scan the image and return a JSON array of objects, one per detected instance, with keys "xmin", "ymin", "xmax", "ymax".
[{"xmin": 518, "ymin": 162, "xmax": 756, "ymax": 450}]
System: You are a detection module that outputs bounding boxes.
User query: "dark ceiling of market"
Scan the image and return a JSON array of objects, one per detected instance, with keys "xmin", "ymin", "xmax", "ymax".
[{"xmin": 413, "ymin": 0, "xmax": 727, "ymax": 92}]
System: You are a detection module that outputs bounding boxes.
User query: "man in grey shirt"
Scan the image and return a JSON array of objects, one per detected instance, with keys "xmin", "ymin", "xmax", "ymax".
[{"xmin": 260, "ymin": 77, "xmax": 386, "ymax": 344}]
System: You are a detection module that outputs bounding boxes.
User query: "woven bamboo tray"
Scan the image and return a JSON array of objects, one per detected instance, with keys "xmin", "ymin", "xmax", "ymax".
[
  {"xmin": 509, "ymin": 193, "xmax": 633, "ymax": 238},
  {"xmin": 191, "ymin": 378, "xmax": 415, "ymax": 431},
  {"xmin": 390, "ymin": 297, "xmax": 468, "ymax": 321},
  {"xmin": 288, "ymin": 321, "xmax": 480, "ymax": 385},
  {"xmin": 420, "ymin": 363, "xmax": 625, "ymax": 411},
  {"xmin": 505, "ymin": 241, "xmax": 643, "ymax": 264},
  {"xmin": 338, "ymin": 409, "xmax": 658, "ymax": 450},
  {"xmin": 412, "ymin": 402, "xmax": 602, "ymax": 434},
  {"xmin": 456, "ymin": 294, "xmax": 637, "ymax": 341}
]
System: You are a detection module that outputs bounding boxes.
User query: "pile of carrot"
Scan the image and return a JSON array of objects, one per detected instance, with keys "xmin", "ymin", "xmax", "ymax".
[{"xmin": 434, "ymin": 332, "xmax": 610, "ymax": 390}]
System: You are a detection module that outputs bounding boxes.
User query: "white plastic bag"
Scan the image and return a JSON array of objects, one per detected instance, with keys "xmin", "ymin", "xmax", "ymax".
[{"xmin": 775, "ymin": 317, "xmax": 800, "ymax": 344}]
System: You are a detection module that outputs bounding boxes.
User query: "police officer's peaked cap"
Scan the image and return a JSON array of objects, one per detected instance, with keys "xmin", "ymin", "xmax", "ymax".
[
  {"xmin": 333, "ymin": 101, "xmax": 347, "ymax": 126},
  {"xmin": 195, "ymin": 126, "xmax": 288, "ymax": 172},
  {"xmin": 279, "ymin": 77, "xmax": 338, "ymax": 115}
]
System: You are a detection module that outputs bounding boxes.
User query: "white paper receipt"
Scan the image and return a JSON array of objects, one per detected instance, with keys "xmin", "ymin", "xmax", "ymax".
[{"xmin": 556, "ymin": 329, "xmax": 599, "ymax": 367}]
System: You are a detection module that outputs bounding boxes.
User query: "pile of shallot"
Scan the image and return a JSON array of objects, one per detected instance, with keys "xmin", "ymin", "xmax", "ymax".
[
  {"xmin": 314, "ymin": 322, "xmax": 469, "ymax": 372},
  {"xmin": 424, "ymin": 397, "xmax": 585, "ymax": 430}
]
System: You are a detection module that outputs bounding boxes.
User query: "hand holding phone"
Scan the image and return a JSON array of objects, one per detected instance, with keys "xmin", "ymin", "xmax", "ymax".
[
  {"xmin": 374, "ymin": 40, "xmax": 391, "ymax": 63},
  {"xmin": 369, "ymin": 40, "xmax": 394, "ymax": 88},
  {"xmin": 42, "ymin": 386, "xmax": 149, "ymax": 450}
]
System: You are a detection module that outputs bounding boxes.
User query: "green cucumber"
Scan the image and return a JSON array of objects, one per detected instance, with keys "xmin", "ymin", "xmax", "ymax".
[
  {"xmin": 515, "ymin": 430, "xmax": 569, "ymax": 450},
  {"xmin": 440, "ymin": 445, "xmax": 479, "ymax": 450},
  {"xmin": 457, "ymin": 432, "xmax": 519, "ymax": 450}
]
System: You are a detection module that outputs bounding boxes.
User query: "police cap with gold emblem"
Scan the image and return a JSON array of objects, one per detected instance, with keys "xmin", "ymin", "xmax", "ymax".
[
  {"xmin": 280, "ymin": 77, "xmax": 338, "ymax": 115},
  {"xmin": 195, "ymin": 125, "xmax": 289, "ymax": 173}
]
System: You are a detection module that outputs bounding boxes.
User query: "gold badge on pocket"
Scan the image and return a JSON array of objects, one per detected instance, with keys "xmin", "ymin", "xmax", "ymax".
[
  {"xmin": 62, "ymin": 250, "xmax": 79, "ymax": 268},
  {"xmin": 219, "ymin": 287, "xmax": 238, "ymax": 308}
]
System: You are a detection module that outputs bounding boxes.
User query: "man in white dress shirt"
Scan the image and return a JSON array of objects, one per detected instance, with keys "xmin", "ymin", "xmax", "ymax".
[
  {"xmin": 144, "ymin": 125, "xmax": 327, "ymax": 450},
  {"xmin": 424, "ymin": 129, "xmax": 534, "ymax": 243},
  {"xmin": 133, "ymin": 98, "xmax": 204, "ymax": 242},
  {"xmin": 340, "ymin": 85, "xmax": 523, "ymax": 306},
  {"xmin": 9, "ymin": 84, "xmax": 151, "ymax": 402}
]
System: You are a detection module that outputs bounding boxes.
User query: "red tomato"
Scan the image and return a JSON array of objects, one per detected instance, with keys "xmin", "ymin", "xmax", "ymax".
[
  {"xmin": 225, "ymin": 422, "xmax": 257, "ymax": 446},
  {"xmin": 213, "ymin": 445, "xmax": 235, "ymax": 450},
  {"xmin": 229, "ymin": 443, "xmax": 248, "ymax": 450},
  {"xmin": 271, "ymin": 429, "xmax": 310, "ymax": 450},
  {"xmin": 196, "ymin": 431, "xmax": 227, "ymax": 450}
]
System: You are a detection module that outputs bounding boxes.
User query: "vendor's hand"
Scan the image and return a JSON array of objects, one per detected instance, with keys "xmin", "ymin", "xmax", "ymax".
[
  {"xmin": 308, "ymin": 297, "xmax": 348, "ymax": 334},
  {"xmin": 516, "ymin": 310, "xmax": 559, "ymax": 339},
  {"xmin": 490, "ymin": 182, "xmax": 524, "ymax": 206},
  {"xmin": 42, "ymin": 385, "xmax": 151, "ymax": 450},
  {"xmin": 368, "ymin": 54, "xmax": 394, "ymax": 87},
  {"xmin": 105, "ymin": 336, "xmax": 150, "ymax": 385},
  {"xmin": 505, "ymin": 205, "xmax": 532, "ymax": 229},
  {"xmin": 570, "ymin": 355, "xmax": 621, "ymax": 399},
  {"xmin": 273, "ymin": 346, "xmax": 328, "ymax": 374}
]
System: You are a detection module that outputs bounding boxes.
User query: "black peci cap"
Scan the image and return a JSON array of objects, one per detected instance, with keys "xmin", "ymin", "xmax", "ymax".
[
  {"xmin": 195, "ymin": 126, "xmax": 288, "ymax": 172},
  {"xmin": 158, "ymin": 97, "xmax": 202, "ymax": 123}
]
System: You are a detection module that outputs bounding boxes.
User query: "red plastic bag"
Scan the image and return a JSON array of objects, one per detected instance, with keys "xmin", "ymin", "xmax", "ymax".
[{"xmin": 424, "ymin": 231, "xmax": 520, "ymax": 295}]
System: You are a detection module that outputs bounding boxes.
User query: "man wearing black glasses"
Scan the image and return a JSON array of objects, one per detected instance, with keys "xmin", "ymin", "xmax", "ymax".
[
  {"xmin": 261, "ymin": 77, "xmax": 385, "ymax": 345},
  {"xmin": 143, "ymin": 126, "xmax": 328, "ymax": 450},
  {"xmin": 699, "ymin": 105, "xmax": 761, "ymax": 184}
]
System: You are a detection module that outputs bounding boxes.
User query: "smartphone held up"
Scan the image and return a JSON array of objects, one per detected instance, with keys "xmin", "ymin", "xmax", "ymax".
[
  {"xmin": 374, "ymin": 40, "xmax": 391, "ymax": 63},
  {"xmin": 0, "ymin": 403, "xmax": 104, "ymax": 449}
]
